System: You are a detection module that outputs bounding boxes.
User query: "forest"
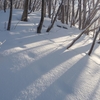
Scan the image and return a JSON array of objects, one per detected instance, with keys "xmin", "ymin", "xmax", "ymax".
[
  {"xmin": 0, "ymin": 0, "xmax": 100, "ymax": 55},
  {"xmin": 0, "ymin": 1, "xmax": 100, "ymax": 100}
]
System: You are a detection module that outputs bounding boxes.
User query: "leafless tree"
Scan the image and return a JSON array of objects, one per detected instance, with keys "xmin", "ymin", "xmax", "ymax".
[
  {"xmin": 21, "ymin": 0, "xmax": 28, "ymax": 21},
  {"xmin": 37, "ymin": 0, "xmax": 45, "ymax": 33},
  {"xmin": 7, "ymin": 0, "xmax": 13, "ymax": 30}
]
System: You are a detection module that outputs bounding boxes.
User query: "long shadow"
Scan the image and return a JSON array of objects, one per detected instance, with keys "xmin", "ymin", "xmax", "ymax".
[
  {"xmin": 0, "ymin": 33, "xmax": 92, "ymax": 100},
  {"xmin": 35, "ymin": 55, "xmax": 88, "ymax": 100},
  {"xmin": 1, "ymin": 40, "xmax": 53, "ymax": 57},
  {"xmin": 0, "ymin": 33, "xmax": 50, "ymax": 52},
  {"xmin": 0, "ymin": 29, "xmax": 83, "ymax": 58},
  {"xmin": 0, "ymin": 27, "xmax": 70, "ymax": 51},
  {"xmin": 0, "ymin": 44, "xmax": 83, "ymax": 100}
]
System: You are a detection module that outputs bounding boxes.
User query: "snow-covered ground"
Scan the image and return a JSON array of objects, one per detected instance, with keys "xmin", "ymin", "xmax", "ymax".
[{"xmin": 0, "ymin": 9, "xmax": 100, "ymax": 100}]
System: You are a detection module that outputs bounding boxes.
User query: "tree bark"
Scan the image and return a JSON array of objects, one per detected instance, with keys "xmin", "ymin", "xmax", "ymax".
[
  {"xmin": 7, "ymin": 0, "xmax": 12, "ymax": 31},
  {"xmin": 61, "ymin": 4, "xmax": 65, "ymax": 23},
  {"xmin": 46, "ymin": 2, "xmax": 63, "ymax": 32},
  {"xmin": 82, "ymin": 0, "xmax": 86, "ymax": 29},
  {"xmin": 67, "ymin": 15, "xmax": 100, "ymax": 49},
  {"xmin": 66, "ymin": 0, "xmax": 69, "ymax": 24},
  {"xmin": 70, "ymin": 0, "xmax": 75, "ymax": 27},
  {"xmin": 78, "ymin": 0, "xmax": 82, "ymax": 29},
  {"xmin": 37, "ymin": 0, "xmax": 45, "ymax": 33},
  {"xmin": 21, "ymin": 0, "xmax": 28, "ymax": 21},
  {"xmin": 48, "ymin": 0, "xmax": 52, "ymax": 18},
  {"xmin": 29, "ymin": 0, "xmax": 31, "ymax": 10},
  {"xmin": 4, "ymin": 0, "xmax": 7, "ymax": 12},
  {"xmin": 88, "ymin": 27, "xmax": 100, "ymax": 55}
]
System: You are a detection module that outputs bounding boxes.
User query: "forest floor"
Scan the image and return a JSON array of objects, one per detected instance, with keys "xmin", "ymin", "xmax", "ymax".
[{"xmin": 0, "ymin": 9, "xmax": 100, "ymax": 100}]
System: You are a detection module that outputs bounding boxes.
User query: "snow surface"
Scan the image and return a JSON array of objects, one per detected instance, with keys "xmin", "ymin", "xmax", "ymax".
[{"xmin": 0, "ymin": 9, "xmax": 100, "ymax": 100}]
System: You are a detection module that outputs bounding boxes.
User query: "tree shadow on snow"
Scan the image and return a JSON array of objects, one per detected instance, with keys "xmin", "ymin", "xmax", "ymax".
[
  {"xmin": 35, "ymin": 55, "xmax": 88, "ymax": 100},
  {"xmin": 0, "ymin": 36, "xmax": 95, "ymax": 100}
]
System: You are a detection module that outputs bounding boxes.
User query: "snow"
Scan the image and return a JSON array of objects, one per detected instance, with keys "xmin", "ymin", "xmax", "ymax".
[{"xmin": 0, "ymin": 9, "xmax": 100, "ymax": 100}]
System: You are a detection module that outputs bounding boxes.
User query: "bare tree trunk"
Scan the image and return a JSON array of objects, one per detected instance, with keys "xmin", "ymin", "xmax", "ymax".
[
  {"xmin": 44, "ymin": 0, "xmax": 46, "ymax": 17},
  {"xmin": 7, "ymin": 0, "xmax": 12, "ymax": 30},
  {"xmin": 67, "ymin": 15, "xmax": 100, "ymax": 49},
  {"xmin": 46, "ymin": 2, "xmax": 63, "ymax": 32},
  {"xmin": 84, "ymin": 0, "xmax": 99, "ymax": 28},
  {"xmin": 21, "ymin": 0, "xmax": 28, "ymax": 21},
  {"xmin": 82, "ymin": 0, "xmax": 87, "ymax": 29},
  {"xmin": 4, "ymin": 0, "xmax": 7, "ymax": 12},
  {"xmin": 61, "ymin": 3, "xmax": 65, "ymax": 23},
  {"xmin": 28, "ymin": 0, "xmax": 37, "ymax": 14},
  {"xmin": 32, "ymin": 0, "xmax": 37, "ymax": 12},
  {"xmin": 51, "ymin": 0, "xmax": 57, "ymax": 23},
  {"xmin": 74, "ymin": 5, "xmax": 79, "ymax": 23},
  {"xmin": 68, "ymin": 0, "xmax": 72, "ymax": 23},
  {"xmin": 29, "ymin": 0, "xmax": 31, "ymax": 10},
  {"xmin": 48, "ymin": 0, "xmax": 52, "ymax": 18},
  {"xmin": 70, "ymin": 0, "xmax": 75, "ymax": 27},
  {"xmin": 88, "ymin": 27, "xmax": 100, "ymax": 55},
  {"xmin": 37, "ymin": 0, "xmax": 45, "ymax": 33},
  {"xmin": 66, "ymin": 0, "xmax": 69, "ymax": 24},
  {"xmin": 78, "ymin": 0, "xmax": 82, "ymax": 29}
]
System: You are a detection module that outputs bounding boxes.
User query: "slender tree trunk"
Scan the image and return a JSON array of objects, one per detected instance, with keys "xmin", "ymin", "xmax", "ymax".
[
  {"xmin": 28, "ymin": 0, "xmax": 36, "ymax": 14},
  {"xmin": 32, "ymin": 0, "xmax": 36, "ymax": 12},
  {"xmin": 29, "ymin": 0, "xmax": 31, "ymax": 10},
  {"xmin": 88, "ymin": 27, "xmax": 100, "ymax": 55},
  {"xmin": 46, "ymin": 2, "xmax": 63, "ymax": 32},
  {"xmin": 37, "ymin": 0, "xmax": 45, "ymax": 33},
  {"xmin": 51, "ymin": 0, "xmax": 57, "ymax": 23},
  {"xmin": 71, "ymin": 0, "xmax": 75, "ymax": 27},
  {"xmin": 67, "ymin": 16, "xmax": 100, "ymax": 49},
  {"xmin": 84, "ymin": 0, "xmax": 99, "ymax": 28},
  {"xmin": 82, "ymin": 0, "xmax": 87, "ymax": 29},
  {"xmin": 78, "ymin": 0, "xmax": 82, "ymax": 29},
  {"xmin": 61, "ymin": 3, "xmax": 65, "ymax": 23},
  {"xmin": 74, "ymin": 6, "xmax": 79, "ymax": 22},
  {"xmin": 66, "ymin": 0, "xmax": 70, "ymax": 24},
  {"xmin": 44, "ymin": 0, "xmax": 46, "ymax": 17},
  {"xmin": 48, "ymin": 0, "xmax": 52, "ymax": 18},
  {"xmin": 7, "ymin": 0, "xmax": 12, "ymax": 30},
  {"xmin": 68, "ymin": 3, "xmax": 71, "ymax": 23},
  {"xmin": 4, "ymin": 0, "xmax": 7, "ymax": 12}
]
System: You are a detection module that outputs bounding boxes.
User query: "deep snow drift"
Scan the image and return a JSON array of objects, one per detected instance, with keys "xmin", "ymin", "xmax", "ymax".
[{"xmin": 0, "ymin": 9, "xmax": 100, "ymax": 100}]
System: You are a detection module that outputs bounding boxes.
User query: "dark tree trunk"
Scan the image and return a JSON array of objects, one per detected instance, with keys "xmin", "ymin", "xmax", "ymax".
[
  {"xmin": 61, "ymin": 4, "xmax": 65, "ymax": 24},
  {"xmin": 44, "ymin": 0, "xmax": 46, "ymax": 17},
  {"xmin": 7, "ymin": 0, "xmax": 12, "ymax": 30},
  {"xmin": 29, "ymin": 0, "xmax": 31, "ymax": 10},
  {"xmin": 28, "ymin": 0, "xmax": 36, "ymax": 14},
  {"xmin": 70, "ymin": 0, "xmax": 75, "ymax": 27},
  {"xmin": 21, "ymin": 0, "xmax": 28, "ymax": 21},
  {"xmin": 82, "ymin": 0, "xmax": 86, "ymax": 29},
  {"xmin": 4, "ymin": 0, "xmax": 7, "ymax": 12},
  {"xmin": 48, "ymin": 0, "xmax": 51, "ymax": 18},
  {"xmin": 67, "ymin": 16, "xmax": 100, "ymax": 49},
  {"xmin": 88, "ymin": 28, "xmax": 100, "ymax": 55},
  {"xmin": 66, "ymin": 0, "xmax": 69, "ymax": 24},
  {"xmin": 37, "ymin": 0, "xmax": 45, "ymax": 33},
  {"xmin": 78, "ymin": 0, "xmax": 82, "ymax": 29},
  {"xmin": 46, "ymin": 2, "xmax": 62, "ymax": 32}
]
